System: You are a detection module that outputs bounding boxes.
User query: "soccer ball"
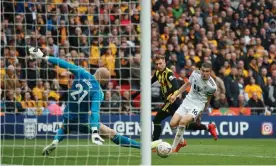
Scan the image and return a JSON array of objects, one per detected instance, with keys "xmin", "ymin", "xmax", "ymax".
[{"xmin": 156, "ymin": 142, "xmax": 172, "ymax": 158}]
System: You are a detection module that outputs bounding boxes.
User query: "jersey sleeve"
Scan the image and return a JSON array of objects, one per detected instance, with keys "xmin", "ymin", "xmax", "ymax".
[
  {"xmin": 167, "ymin": 72, "xmax": 179, "ymax": 92},
  {"xmin": 47, "ymin": 57, "xmax": 87, "ymax": 78},
  {"xmin": 89, "ymin": 89, "xmax": 104, "ymax": 129},
  {"xmin": 207, "ymin": 88, "xmax": 217, "ymax": 96},
  {"xmin": 207, "ymin": 79, "xmax": 217, "ymax": 96},
  {"xmin": 188, "ymin": 71, "xmax": 196, "ymax": 83}
]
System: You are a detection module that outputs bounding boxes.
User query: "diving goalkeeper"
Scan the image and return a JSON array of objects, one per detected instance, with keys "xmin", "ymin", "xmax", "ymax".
[{"xmin": 28, "ymin": 47, "xmax": 161, "ymax": 156}]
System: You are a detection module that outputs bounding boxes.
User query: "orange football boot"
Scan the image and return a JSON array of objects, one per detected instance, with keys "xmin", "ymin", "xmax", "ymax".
[
  {"xmin": 208, "ymin": 124, "xmax": 218, "ymax": 140},
  {"xmin": 172, "ymin": 139, "xmax": 187, "ymax": 153}
]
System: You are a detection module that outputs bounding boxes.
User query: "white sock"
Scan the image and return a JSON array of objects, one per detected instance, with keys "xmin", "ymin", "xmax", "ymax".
[
  {"xmin": 180, "ymin": 136, "xmax": 184, "ymax": 143},
  {"xmin": 52, "ymin": 140, "xmax": 59, "ymax": 145},
  {"xmin": 171, "ymin": 127, "xmax": 177, "ymax": 133},
  {"xmin": 172, "ymin": 126, "xmax": 185, "ymax": 149},
  {"xmin": 172, "ymin": 127, "xmax": 184, "ymax": 143}
]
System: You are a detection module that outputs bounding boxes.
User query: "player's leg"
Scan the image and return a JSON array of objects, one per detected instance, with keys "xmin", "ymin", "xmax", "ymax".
[
  {"xmin": 169, "ymin": 103, "xmax": 187, "ymax": 152},
  {"xmin": 152, "ymin": 103, "xmax": 172, "ymax": 141},
  {"xmin": 171, "ymin": 114, "xmax": 194, "ymax": 152},
  {"xmin": 170, "ymin": 103, "xmax": 196, "ymax": 152},
  {"xmin": 170, "ymin": 103, "xmax": 186, "ymax": 142},
  {"xmin": 169, "ymin": 98, "xmax": 182, "ymax": 127},
  {"xmin": 54, "ymin": 125, "xmax": 68, "ymax": 142},
  {"xmin": 196, "ymin": 112, "xmax": 218, "ymax": 140},
  {"xmin": 42, "ymin": 119, "xmax": 70, "ymax": 156},
  {"xmin": 186, "ymin": 113, "xmax": 218, "ymax": 140},
  {"xmin": 207, "ymin": 123, "xmax": 218, "ymax": 140},
  {"xmin": 170, "ymin": 112, "xmax": 182, "ymax": 128},
  {"xmin": 186, "ymin": 122, "xmax": 207, "ymax": 130},
  {"xmin": 99, "ymin": 123, "xmax": 140, "ymax": 149},
  {"xmin": 169, "ymin": 112, "xmax": 187, "ymax": 151},
  {"xmin": 170, "ymin": 102, "xmax": 207, "ymax": 132},
  {"xmin": 99, "ymin": 123, "xmax": 162, "ymax": 149},
  {"xmin": 186, "ymin": 113, "xmax": 207, "ymax": 130}
]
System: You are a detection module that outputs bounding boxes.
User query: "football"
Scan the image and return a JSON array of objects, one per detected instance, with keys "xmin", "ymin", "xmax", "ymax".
[{"xmin": 156, "ymin": 142, "xmax": 172, "ymax": 158}]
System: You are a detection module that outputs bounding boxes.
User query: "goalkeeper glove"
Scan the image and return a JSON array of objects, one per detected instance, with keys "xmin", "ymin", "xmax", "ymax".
[
  {"xmin": 91, "ymin": 127, "xmax": 104, "ymax": 145},
  {"xmin": 28, "ymin": 47, "xmax": 46, "ymax": 59}
]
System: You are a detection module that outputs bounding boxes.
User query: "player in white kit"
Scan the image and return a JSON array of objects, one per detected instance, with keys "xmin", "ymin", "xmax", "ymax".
[{"xmin": 169, "ymin": 62, "xmax": 217, "ymax": 152}]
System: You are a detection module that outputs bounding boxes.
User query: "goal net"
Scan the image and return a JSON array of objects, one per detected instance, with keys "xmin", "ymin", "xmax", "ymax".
[{"xmin": 0, "ymin": 0, "xmax": 147, "ymax": 165}]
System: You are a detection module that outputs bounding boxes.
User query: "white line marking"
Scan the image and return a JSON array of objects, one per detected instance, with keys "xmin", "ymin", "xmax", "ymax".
[{"xmin": 175, "ymin": 152, "xmax": 276, "ymax": 159}]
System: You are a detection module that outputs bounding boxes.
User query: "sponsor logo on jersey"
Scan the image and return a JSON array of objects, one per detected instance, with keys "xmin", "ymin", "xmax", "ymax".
[{"xmin": 24, "ymin": 118, "xmax": 37, "ymax": 139}]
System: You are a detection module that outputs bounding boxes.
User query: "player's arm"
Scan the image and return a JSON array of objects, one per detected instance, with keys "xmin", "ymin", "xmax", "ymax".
[
  {"xmin": 28, "ymin": 47, "xmax": 86, "ymax": 76},
  {"xmin": 169, "ymin": 71, "xmax": 194, "ymax": 103},
  {"xmin": 167, "ymin": 72, "xmax": 179, "ymax": 91},
  {"xmin": 170, "ymin": 81, "xmax": 190, "ymax": 102},
  {"xmin": 47, "ymin": 57, "xmax": 86, "ymax": 76},
  {"xmin": 204, "ymin": 95, "xmax": 213, "ymax": 110},
  {"xmin": 204, "ymin": 87, "xmax": 217, "ymax": 110},
  {"xmin": 166, "ymin": 72, "xmax": 181, "ymax": 100}
]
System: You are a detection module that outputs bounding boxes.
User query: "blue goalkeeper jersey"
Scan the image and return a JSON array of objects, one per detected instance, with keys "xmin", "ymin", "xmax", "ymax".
[{"xmin": 48, "ymin": 57, "xmax": 104, "ymax": 129}]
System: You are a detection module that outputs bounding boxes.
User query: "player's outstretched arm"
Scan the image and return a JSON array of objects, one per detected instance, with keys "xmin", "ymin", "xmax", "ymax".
[
  {"xmin": 169, "ymin": 81, "xmax": 190, "ymax": 103},
  {"xmin": 29, "ymin": 47, "xmax": 86, "ymax": 76},
  {"xmin": 48, "ymin": 57, "xmax": 85, "ymax": 75},
  {"xmin": 176, "ymin": 81, "xmax": 191, "ymax": 96},
  {"xmin": 170, "ymin": 70, "xmax": 198, "ymax": 102}
]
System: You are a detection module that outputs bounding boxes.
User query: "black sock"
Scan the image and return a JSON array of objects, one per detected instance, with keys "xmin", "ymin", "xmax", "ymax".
[
  {"xmin": 152, "ymin": 124, "xmax": 162, "ymax": 141},
  {"xmin": 186, "ymin": 122, "xmax": 207, "ymax": 130}
]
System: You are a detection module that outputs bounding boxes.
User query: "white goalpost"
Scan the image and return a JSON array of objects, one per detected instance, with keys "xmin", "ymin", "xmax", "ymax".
[{"xmin": 140, "ymin": 0, "xmax": 152, "ymax": 165}]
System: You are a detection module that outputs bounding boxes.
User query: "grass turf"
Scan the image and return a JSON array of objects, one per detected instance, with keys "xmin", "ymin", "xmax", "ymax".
[{"xmin": 1, "ymin": 139, "xmax": 276, "ymax": 165}]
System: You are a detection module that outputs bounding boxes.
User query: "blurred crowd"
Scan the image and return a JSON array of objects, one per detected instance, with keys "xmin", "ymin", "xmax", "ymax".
[{"xmin": 1, "ymin": 0, "xmax": 276, "ymax": 115}]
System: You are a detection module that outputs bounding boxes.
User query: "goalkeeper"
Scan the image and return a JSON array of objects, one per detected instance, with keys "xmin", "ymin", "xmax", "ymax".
[{"xmin": 28, "ymin": 48, "xmax": 161, "ymax": 156}]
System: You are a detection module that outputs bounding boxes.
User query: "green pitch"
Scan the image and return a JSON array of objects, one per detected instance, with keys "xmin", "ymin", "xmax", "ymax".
[{"xmin": 1, "ymin": 139, "xmax": 276, "ymax": 165}]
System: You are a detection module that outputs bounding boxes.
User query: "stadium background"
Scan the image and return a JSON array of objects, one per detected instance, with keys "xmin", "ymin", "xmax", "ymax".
[
  {"xmin": 1, "ymin": 0, "xmax": 276, "ymax": 116},
  {"xmin": 1, "ymin": 0, "xmax": 276, "ymax": 165}
]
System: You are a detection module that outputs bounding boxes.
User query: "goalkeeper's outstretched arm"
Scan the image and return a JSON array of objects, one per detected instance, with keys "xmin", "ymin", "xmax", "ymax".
[
  {"xmin": 47, "ymin": 57, "xmax": 86, "ymax": 77},
  {"xmin": 29, "ymin": 47, "xmax": 87, "ymax": 77}
]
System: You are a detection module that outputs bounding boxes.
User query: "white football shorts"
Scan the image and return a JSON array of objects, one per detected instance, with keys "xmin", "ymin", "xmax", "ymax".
[{"xmin": 175, "ymin": 99, "xmax": 204, "ymax": 120}]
